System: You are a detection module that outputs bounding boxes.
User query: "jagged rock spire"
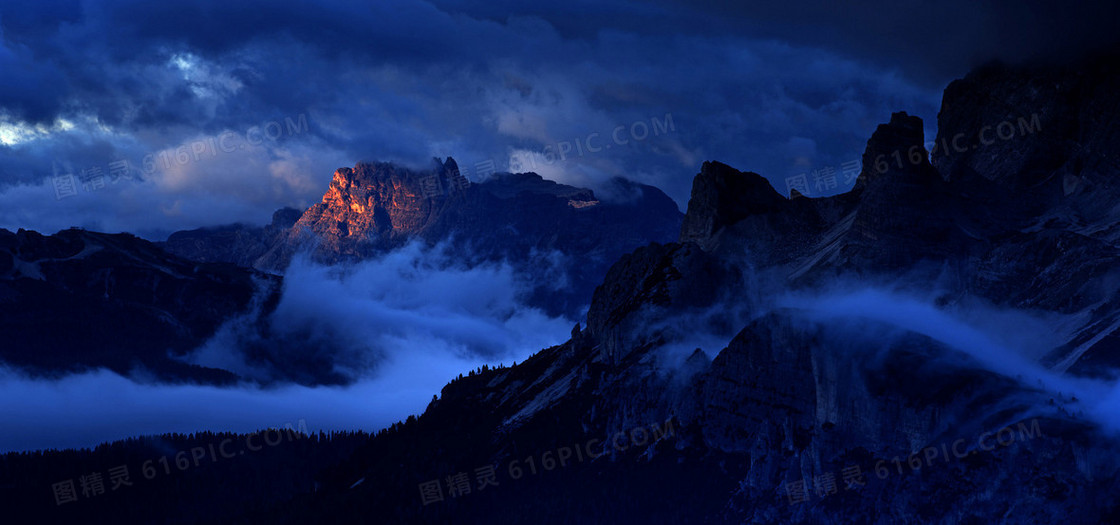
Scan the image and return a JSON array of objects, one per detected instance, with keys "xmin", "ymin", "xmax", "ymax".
[
  {"xmin": 679, "ymin": 161, "xmax": 788, "ymax": 248},
  {"xmin": 852, "ymin": 111, "xmax": 938, "ymax": 193}
]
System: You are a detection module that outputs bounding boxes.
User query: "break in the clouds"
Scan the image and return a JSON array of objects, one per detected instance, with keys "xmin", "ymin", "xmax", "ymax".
[{"xmin": 1, "ymin": 0, "xmax": 1117, "ymax": 237}]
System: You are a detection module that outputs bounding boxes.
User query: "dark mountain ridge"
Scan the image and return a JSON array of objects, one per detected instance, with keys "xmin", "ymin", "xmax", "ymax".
[
  {"xmin": 238, "ymin": 56, "xmax": 1120, "ymax": 523},
  {"xmin": 163, "ymin": 159, "xmax": 683, "ymax": 319},
  {"xmin": 0, "ymin": 227, "xmax": 272, "ymax": 383},
  {"xmin": 159, "ymin": 207, "xmax": 302, "ymax": 269},
  {"xmin": 2, "ymin": 162, "xmax": 681, "ymax": 384},
  {"xmin": 7, "ymin": 56, "xmax": 1120, "ymax": 523}
]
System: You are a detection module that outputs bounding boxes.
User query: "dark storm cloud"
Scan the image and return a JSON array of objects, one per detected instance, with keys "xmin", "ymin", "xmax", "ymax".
[
  {"xmin": 674, "ymin": 0, "xmax": 1120, "ymax": 82},
  {"xmin": 438, "ymin": 0, "xmax": 1120, "ymax": 82},
  {"xmin": 0, "ymin": 0, "xmax": 1114, "ymax": 235}
]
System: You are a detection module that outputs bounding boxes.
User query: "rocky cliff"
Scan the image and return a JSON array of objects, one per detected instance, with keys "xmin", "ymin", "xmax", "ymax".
[
  {"xmin": 7, "ymin": 56, "xmax": 1120, "ymax": 525},
  {"xmin": 242, "ymin": 56, "xmax": 1120, "ymax": 523},
  {"xmin": 170, "ymin": 157, "xmax": 683, "ymax": 318}
]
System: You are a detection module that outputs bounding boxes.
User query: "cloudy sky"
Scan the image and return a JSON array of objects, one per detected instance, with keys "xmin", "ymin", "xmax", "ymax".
[{"xmin": 0, "ymin": 0, "xmax": 1116, "ymax": 239}]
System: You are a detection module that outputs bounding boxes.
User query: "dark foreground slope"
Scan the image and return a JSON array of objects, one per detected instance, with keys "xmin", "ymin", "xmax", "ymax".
[
  {"xmin": 7, "ymin": 57, "xmax": 1120, "ymax": 524},
  {"xmin": 1, "ymin": 429, "xmax": 369, "ymax": 525},
  {"xmin": 242, "ymin": 56, "xmax": 1120, "ymax": 523}
]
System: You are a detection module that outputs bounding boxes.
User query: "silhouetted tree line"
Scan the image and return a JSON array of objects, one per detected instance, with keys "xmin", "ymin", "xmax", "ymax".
[{"xmin": 1, "ymin": 429, "xmax": 370, "ymax": 524}]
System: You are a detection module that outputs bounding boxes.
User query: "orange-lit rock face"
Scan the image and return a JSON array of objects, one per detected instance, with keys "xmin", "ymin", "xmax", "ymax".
[
  {"xmin": 211, "ymin": 157, "xmax": 683, "ymax": 316},
  {"xmin": 294, "ymin": 163, "xmax": 448, "ymax": 257}
]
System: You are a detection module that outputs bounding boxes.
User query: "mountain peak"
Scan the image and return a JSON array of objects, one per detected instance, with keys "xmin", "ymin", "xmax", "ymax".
[
  {"xmin": 679, "ymin": 160, "xmax": 788, "ymax": 249},
  {"xmin": 434, "ymin": 156, "xmax": 459, "ymax": 177},
  {"xmin": 852, "ymin": 111, "xmax": 938, "ymax": 192},
  {"xmin": 242, "ymin": 159, "xmax": 684, "ymax": 317}
]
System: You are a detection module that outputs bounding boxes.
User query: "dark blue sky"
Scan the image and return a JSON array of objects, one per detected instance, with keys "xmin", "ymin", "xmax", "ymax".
[{"xmin": 0, "ymin": 0, "xmax": 1115, "ymax": 238}]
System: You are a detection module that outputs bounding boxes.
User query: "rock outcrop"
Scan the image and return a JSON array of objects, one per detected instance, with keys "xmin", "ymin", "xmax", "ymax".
[
  {"xmin": 248, "ymin": 158, "xmax": 681, "ymax": 317},
  {"xmin": 679, "ymin": 161, "xmax": 790, "ymax": 250},
  {"xmin": 9, "ymin": 54, "xmax": 1120, "ymax": 525},
  {"xmin": 244, "ymin": 55, "xmax": 1120, "ymax": 523}
]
